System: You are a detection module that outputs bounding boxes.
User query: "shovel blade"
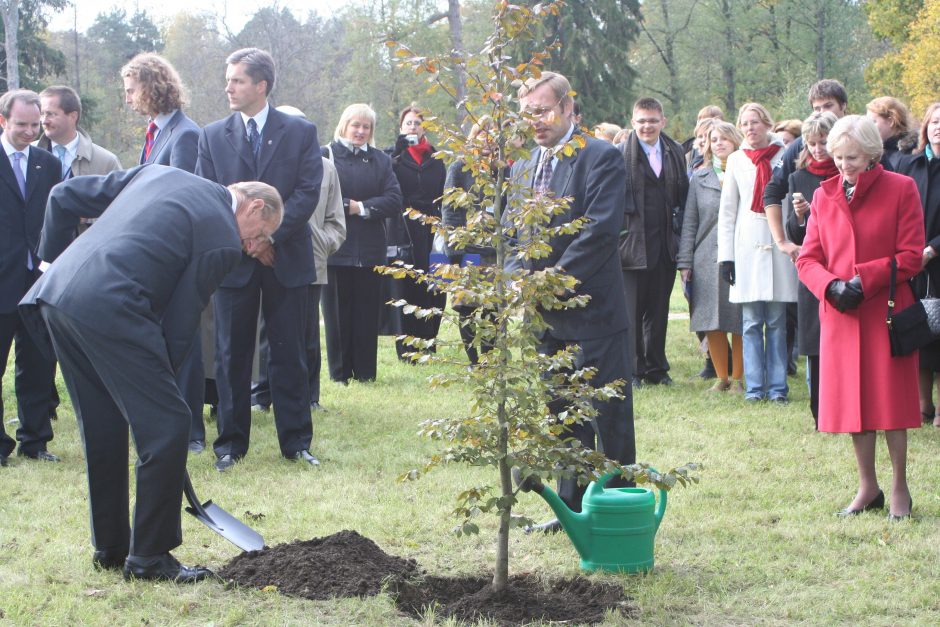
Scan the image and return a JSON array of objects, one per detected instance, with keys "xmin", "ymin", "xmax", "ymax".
[{"xmin": 185, "ymin": 500, "xmax": 265, "ymax": 552}]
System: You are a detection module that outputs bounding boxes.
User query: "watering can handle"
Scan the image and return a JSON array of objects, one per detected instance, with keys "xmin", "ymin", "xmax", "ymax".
[{"xmin": 591, "ymin": 469, "xmax": 668, "ymax": 531}]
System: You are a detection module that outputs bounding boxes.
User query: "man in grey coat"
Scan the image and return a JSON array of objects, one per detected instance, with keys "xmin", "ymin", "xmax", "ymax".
[{"xmin": 20, "ymin": 166, "xmax": 282, "ymax": 582}]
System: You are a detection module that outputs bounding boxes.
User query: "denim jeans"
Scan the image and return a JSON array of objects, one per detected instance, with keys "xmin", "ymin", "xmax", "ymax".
[{"xmin": 741, "ymin": 301, "xmax": 789, "ymax": 400}]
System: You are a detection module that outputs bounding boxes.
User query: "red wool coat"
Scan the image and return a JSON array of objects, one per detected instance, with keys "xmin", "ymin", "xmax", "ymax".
[{"xmin": 796, "ymin": 165, "xmax": 924, "ymax": 433}]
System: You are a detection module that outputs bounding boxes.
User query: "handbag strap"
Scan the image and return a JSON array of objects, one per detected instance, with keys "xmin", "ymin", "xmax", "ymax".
[{"xmin": 887, "ymin": 258, "xmax": 897, "ymax": 327}]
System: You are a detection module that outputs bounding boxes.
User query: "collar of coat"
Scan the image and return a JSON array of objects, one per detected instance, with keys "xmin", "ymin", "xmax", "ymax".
[{"xmin": 819, "ymin": 162, "xmax": 885, "ymax": 206}]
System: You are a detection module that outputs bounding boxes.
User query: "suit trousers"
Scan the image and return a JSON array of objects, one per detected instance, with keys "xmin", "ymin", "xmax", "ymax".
[
  {"xmin": 322, "ymin": 266, "xmax": 381, "ymax": 382},
  {"xmin": 629, "ymin": 257, "xmax": 676, "ymax": 381},
  {"xmin": 0, "ymin": 307, "xmax": 56, "ymax": 457},
  {"xmin": 213, "ymin": 264, "xmax": 312, "ymax": 459},
  {"xmin": 253, "ymin": 284, "xmax": 323, "ymax": 406},
  {"xmin": 41, "ymin": 305, "xmax": 188, "ymax": 556},
  {"xmin": 539, "ymin": 329, "xmax": 636, "ymax": 512},
  {"xmin": 177, "ymin": 330, "xmax": 205, "ymax": 442}
]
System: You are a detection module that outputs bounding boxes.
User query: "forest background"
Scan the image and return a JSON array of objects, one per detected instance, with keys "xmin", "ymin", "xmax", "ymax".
[{"xmin": 0, "ymin": 0, "xmax": 937, "ymax": 169}]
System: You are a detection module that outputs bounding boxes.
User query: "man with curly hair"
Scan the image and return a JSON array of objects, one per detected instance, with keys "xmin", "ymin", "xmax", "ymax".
[{"xmin": 121, "ymin": 53, "xmax": 208, "ymax": 454}]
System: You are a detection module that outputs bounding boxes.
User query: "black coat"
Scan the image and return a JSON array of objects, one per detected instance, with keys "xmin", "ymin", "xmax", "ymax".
[
  {"xmin": 785, "ymin": 168, "xmax": 827, "ymax": 356},
  {"xmin": 324, "ymin": 141, "xmax": 403, "ymax": 267},
  {"xmin": 897, "ymin": 151, "xmax": 940, "ymax": 289},
  {"xmin": 388, "ymin": 140, "xmax": 446, "ymax": 269},
  {"xmin": 441, "ymin": 160, "xmax": 502, "ymax": 261}
]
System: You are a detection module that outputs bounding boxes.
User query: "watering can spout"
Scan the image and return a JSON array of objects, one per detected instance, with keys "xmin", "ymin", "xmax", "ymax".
[{"xmin": 512, "ymin": 468, "xmax": 590, "ymax": 556}]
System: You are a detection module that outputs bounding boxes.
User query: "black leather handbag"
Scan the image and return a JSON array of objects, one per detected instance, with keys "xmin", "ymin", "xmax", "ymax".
[{"xmin": 887, "ymin": 259, "xmax": 940, "ymax": 356}]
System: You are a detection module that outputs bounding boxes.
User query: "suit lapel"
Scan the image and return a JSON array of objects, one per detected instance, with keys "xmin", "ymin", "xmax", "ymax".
[
  {"xmin": 224, "ymin": 114, "xmax": 256, "ymax": 173},
  {"xmin": 147, "ymin": 111, "xmax": 178, "ymax": 163},
  {"xmin": 0, "ymin": 151, "xmax": 22, "ymax": 200},
  {"xmin": 24, "ymin": 150, "xmax": 45, "ymax": 202},
  {"xmin": 550, "ymin": 144, "xmax": 578, "ymax": 197},
  {"xmin": 256, "ymin": 110, "xmax": 284, "ymax": 179}
]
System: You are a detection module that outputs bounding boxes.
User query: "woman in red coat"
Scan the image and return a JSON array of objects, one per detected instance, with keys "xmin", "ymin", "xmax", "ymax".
[{"xmin": 796, "ymin": 115, "xmax": 924, "ymax": 520}]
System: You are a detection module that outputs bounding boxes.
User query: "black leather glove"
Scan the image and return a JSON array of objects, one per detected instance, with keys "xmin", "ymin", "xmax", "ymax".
[
  {"xmin": 393, "ymin": 134, "xmax": 410, "ymax": 156},
  {"xmin": 826, "ymin": 275, "xmax": 864, "ymax": 312},
  {"xmin": 719, "ymin": 261, "xmax": 735, "ymax": 286}
]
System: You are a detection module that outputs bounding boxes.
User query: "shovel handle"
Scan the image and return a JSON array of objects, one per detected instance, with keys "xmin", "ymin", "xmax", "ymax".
[{"xmin": 183, "ymin": 471, "xmax": 213, "ymax": 522}]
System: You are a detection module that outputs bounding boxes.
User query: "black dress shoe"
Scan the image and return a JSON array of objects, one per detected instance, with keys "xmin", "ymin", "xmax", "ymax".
[
  {"xmin": 123, "ymin": 553, "xmax": 216, "ymax": 583},
  {"xmin": 888, "ymin": 497, "xmax": 913, "ymax": 521},
  {"xmin": 93, "ymin": 548, "xmax": 128, "ymax": 571},
  {"xmin": 289, "ymin": 450, "xmax": 320, "ymax": 466},
  {"xmin": 0, "ymin": 454, "xmax": 7, "ymax": 467},
  {"xmin": 311, "ymin": 401, "xmax": 326, "ymax": 412},
  {"xmin": 523, "ymin": 518, "xmax": 563, "ymax": 534},
  {"xmin": 698, "ymin": 359, "xmax": 717, "ymax": 380},
  {"xmin": 188, "ymin": 440, "xmax": 205, "ymax": 454},
  {"xmin": 18, "ymin": 449, "xmax": 61, "ymax": 462},
  {"xmin": 631, "ymin": 376, "xmax": 643, "ymax": 389},
  {"xmin": 214, "ymin": 454, "xmax": 239, "ymax": 472},
  {"xmin": 836, "ymin": 490, "xmax": 884, "ymax": 517}
]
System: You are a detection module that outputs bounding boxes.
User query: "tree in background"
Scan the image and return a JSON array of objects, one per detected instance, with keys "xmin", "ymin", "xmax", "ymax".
[
  {"xmin": 863, "ymin": 0, "xmax": 922, "ymax": 102},
  {"xmin": 538, "ymin": 0, "xmax": 640, "ymax": 128},
  {"xmin": 896, "ymin": 1, "xmax": 940, "ymax": 116},
  {"xmin": 1, "ymin": 0, "xmax": 65, "ymax": 91}
]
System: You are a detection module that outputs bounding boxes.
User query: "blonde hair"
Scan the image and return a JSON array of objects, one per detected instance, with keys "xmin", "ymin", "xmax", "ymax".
[
  {"xmin": 700, "ymin": 121, "xmax": 743, "ymax": 168},
  {"xmin": 795, "ymin": 112, "xmax": 838, "ymax": 169},
  {"xmin": 333, "ymin": 103, "xmax": 377, "ymax": 146},
  {"xmin": 697, "ymin": 105, "xmax": 724, "ymax": 121},
  {"xmin": 916, "ymin": 102, "xmax": 940, "ymax": 153},
  {"xmin": 866, "ymin": 96, "xmax": 915, "ymax": 141},
  {"xmin": 592, "ymin": 122, "xmax": 622, "ymax": 142},
  {"xmin": 828, "ymin": 115, "xmax": 884, "ymax": 163},
  {"xmin": 774, "ymin": 119, "xmax": 803, "ymax": 140},
  {"xmin": 518, "ymin": 71, "xmax": 574, "ymax": 110}
]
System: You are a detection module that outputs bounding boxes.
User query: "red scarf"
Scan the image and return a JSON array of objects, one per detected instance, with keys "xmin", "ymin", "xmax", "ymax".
[
  {"xmin": 743, "ymin": 144, "xmax": 779, "ymax": 213},
  {"xmin": 407, "ymin": 136, "xmax": 433, "ymax": 165},
  {"xmin": 806, "ymin": 155, "xmax": 839, "ymax": 179}
]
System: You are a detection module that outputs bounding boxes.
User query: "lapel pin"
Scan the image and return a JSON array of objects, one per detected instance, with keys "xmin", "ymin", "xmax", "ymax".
[{"xmin": 267, "ymin": 139, "xmax": 272, "ymax": 145}]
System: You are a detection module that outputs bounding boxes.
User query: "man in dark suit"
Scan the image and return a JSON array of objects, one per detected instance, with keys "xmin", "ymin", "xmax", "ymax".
[
  {"xmin": 0, "ymin": 89, "xmax": 62, "ymax": 466},
  {"xmin": 121, "ymin": 53, "xmax": 208, "ymax": 453},
  {"xmin": 619, "ymin": 97, "xmax": 689, "ymax": 387},
  {"xmin": 21, "ymin": 165, "xmax": 282, "ymax": 580},
  {"xmin": 507, "ymin": 72, "xmax": 636, "ymax": 533},
  {"xmin": 196, "ymin": 48, "xmax": 323, "ymax": 471}
]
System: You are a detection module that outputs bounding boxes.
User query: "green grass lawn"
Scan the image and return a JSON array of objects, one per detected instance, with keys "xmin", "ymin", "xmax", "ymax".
[{"xmin": 3, "ymin": 283, "xmax": 940, "ymax": 625}]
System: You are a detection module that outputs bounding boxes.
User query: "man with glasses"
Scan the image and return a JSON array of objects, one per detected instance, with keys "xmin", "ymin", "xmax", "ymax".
[
  {"xmin": 619, "ymin": 97, "xmax": 689, "ymax": 387},
  {"xmin": 508, "ymin": 72, "xmax": 635, "ymax": 534}
]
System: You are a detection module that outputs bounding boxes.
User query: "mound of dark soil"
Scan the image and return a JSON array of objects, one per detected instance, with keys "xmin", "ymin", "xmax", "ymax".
[
  {"xmin": 391, "ymin": 573, "xmax": 633, "ymax": 626},
  {"xmin": 218, "ymin": 529, "xmax": 419, "ymax": 599},
  {"xmin": 219, "ymin": 530, "xmax": 634, "ymax": 625}
]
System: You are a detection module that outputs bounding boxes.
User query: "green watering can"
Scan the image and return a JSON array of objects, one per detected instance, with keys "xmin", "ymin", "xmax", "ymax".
[{"xmin": 516, "ymin": 469, "xmax": 667, "ymax": 573}]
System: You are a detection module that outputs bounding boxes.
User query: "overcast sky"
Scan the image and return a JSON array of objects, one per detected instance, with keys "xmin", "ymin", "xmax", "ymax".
[{"xmin": 48, "ymin": 0, "xmax": 351, "ymax": 33}]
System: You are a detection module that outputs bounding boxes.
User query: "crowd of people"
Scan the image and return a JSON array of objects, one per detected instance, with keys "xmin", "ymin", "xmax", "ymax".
[{"xmin": 0, "ymin": 50, "xmax": 936, "ymax": 579}]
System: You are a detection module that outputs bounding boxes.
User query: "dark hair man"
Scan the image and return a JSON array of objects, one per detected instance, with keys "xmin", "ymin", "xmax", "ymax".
[{"xmin": 196, "ymin": 47, "xmax": 324, "ymax": 471}]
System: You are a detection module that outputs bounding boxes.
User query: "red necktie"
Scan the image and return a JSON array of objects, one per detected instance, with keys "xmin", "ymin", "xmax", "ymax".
[{"xmin": 144, "ymin": 121, "xmax": 158, "ymax": 160}]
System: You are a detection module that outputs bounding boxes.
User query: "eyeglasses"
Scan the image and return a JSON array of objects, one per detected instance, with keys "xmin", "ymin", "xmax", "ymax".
[{"xmin": 523, "ymin": 97, "xmax": 563, "ymax": 119}]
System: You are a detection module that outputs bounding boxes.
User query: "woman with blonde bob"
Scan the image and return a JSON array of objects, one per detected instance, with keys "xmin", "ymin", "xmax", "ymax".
[
  {"xmin": 717, "ymin": 103, "xmax": 795, "ymax": 402},
  {"xmin": 779, "ymin": 111, "xmax": 839, "ymax": 427},
  {"xmin": 321, "ymin": 103, "xmax": 403, "ymax": 383},
  {"xmin": 678, "ymin": 121, "xmax": 745, "ymax": 392},
  {"xmin": 797, "ymin": 115, "xmax": 923, "ymax": 519}
]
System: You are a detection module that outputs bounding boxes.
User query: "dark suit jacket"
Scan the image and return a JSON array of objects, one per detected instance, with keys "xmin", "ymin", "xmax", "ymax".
[
  {"xmin": 0, "ymin": 144, "xmax": 62, "ymax": 313},
  {"xmin": 21, "ymin": 165, "xmax": 243, "ymax": 371},
  {"xmin": 141, "ymin": 109, "xmax": 200, "ymax": 173},
  {"xmin": 196, "ymin": 107, "xmax": 322, "ymax": 288},
  {"xmin": 506, "ymin": 132, "xmax": 629, "ymax": 341}
]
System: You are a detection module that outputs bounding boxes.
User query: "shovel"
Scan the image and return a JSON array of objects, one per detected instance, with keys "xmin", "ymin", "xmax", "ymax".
[{"xmin": 182, "ymin": 471, "xmax": 265, "ymax": 552}]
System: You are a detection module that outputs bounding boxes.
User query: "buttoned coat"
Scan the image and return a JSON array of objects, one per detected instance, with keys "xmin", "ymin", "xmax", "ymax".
[
  {"xmin": 796, "ymin": 165, "xmax": 923, "ymax": 433},
  {"xmin": 506, "ymin": 133, "xmax": 628, "ymax": 341},
  {"xmin": 717, "ymin": 140, "xmax": 798, "ymax": 303},
  {"xmin": 197, "ymin": 108, "xmax": 322, "ymax": 287},
  {"xmin": 677, "ymin": 166, "xmax": 742, "ymax": 333}
]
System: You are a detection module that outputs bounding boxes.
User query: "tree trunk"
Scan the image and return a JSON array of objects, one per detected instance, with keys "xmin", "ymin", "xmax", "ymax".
[
  {"xmin": 657, "ymin": 0, "xmax": 682, "ymax": 115},
  {"xmin": 719, "ymin": 0, "xmax": 736, "ymax": 113},
  {"xmin": 73, "ymin": 3, "xmax": 80, "ymax": 92},
  {"xmin": 1, "ymin": 0, "xmax": 21, "ymax": 90},
  {"xmin": 815, "ymin": 3, "xmax": 826, "ymax": 79},
  {"xmin": 446, "ymin": 0, "xmax": 468, "ymax": 128}
]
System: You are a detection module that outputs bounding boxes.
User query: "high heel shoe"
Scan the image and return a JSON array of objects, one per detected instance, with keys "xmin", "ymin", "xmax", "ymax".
[
  {"xmin": 887, "ymin": 496, "xmax": 913, "ymax": 521},
  {"xmin": 835, "ymin": 490, "xmax": 884, "ymax": 517}
]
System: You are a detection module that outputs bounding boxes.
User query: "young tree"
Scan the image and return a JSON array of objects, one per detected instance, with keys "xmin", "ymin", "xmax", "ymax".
[{"xmin": 385, "ymin": 0, "xmax": 696, "ymax": 596}]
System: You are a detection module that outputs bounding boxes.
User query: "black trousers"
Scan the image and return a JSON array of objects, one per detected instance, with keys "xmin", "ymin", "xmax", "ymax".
[
  {"xmin": 42, "ymin": 305, "xmax": 188, "ymax": 556},
  {"xmin": 253, "ymin": 284, "xmax": 324, "ymax": 406},
  {"xmin": 391, "ymin": 275, "xmax": 446, "ymax": 359},
  {"xmin": 454, "ymin": 303, "xmax": 497, "ymax": 365},
  {"xmin": 629, "ymin": 258, "xmax": 675, "ymax": 381},
  {"xmin": 213, "ymin": 265, "xmax": 311, "ymax": 459},
  {"xmin": 322, "ymin": 266, "xmax": 381, "ymax": 382},
  {"xmin": 177, "ymin": 329, "xmax": 205, "ymax": 442},
  {"xmin": 0, "ymin": 308, "xmax": 56, "ymax": 457},
  {"xmin": 540, "ymin": 329, "xmax": 636, "ymax": 512}
]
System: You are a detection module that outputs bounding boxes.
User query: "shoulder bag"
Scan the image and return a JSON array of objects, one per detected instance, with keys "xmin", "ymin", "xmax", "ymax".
[{"xmin": 887, "ymin": 258, "xmax": 940, "ymax": 356}]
